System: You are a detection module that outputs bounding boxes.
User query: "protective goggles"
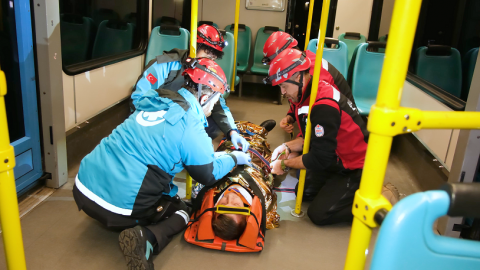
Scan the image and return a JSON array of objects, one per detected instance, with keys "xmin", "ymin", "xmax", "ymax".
[
  {"xmin": 215, "ymin": 205, "xmax": 251, "ymax": 216},
  {"xmin": 263, "ymin": 51, "xmax": 307, "ymax": 84}
]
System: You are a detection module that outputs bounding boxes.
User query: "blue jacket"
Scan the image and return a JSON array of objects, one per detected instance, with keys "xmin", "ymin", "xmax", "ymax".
[
  {"xmin": 131, "ymin": 49, "xmax": 237, "ymax": 135},
  {"xmin": 76, "ymin": 88, "xmax": 237, "ymax": 218}
]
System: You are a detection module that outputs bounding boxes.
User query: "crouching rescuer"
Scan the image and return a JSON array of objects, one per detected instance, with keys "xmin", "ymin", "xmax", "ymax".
[{"xmin": 72, "ymin": 58, "xmax": 251, "ymax": 270}]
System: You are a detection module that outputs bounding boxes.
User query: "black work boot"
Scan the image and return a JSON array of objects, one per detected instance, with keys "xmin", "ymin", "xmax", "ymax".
[
  {"xmin": 260, "ymin": 119, "xmax": 276, "ymax": 132},
  {"xmin": 119, "ymin": 226, "xmax": 155, "ymax": 270}
]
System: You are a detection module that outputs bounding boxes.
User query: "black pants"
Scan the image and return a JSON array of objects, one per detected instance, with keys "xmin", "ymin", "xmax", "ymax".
[
  {"xmin": 73, "ymin": 185, "xmax": 188, "ymax": 253},
  {"xmin": 295, "ymin": 169, "xmax": 362, "ymax": 226}
]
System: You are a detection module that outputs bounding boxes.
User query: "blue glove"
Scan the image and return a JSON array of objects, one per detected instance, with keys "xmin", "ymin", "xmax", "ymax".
[
  {"xmin": 230, "ymin": 131, "xmax": 250, "ymax": 152},
  {"xmin": 230, "ymin": 151, "xmax": 252, "ymax": 166}
]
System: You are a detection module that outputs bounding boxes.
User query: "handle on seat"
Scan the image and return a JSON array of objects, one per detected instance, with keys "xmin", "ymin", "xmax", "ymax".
[
  {"xmin": 219, "ymin": 29, "xmax": 227, "ymax": 36},
  {"xmin": 440, "ymin": 183, "xmax": 480, "ymax": 218},
  {"xmin": 345, "ymin": 32, "xmax": 361, "ymax": 40},
  {"xmin": 325, "ymin": 38, "xmax": 339, "ymax": 45},
  {"xmin": 367, "ymin": 41, "xmax": 387, "ymax": 49},
  {"xmin": 230, "ymin": 24, "xmax": 246, "ymax": 30},
  {"xmin": 159, "ymin": 25, "xmax": 181, "ymax": 35},
  {"xmin": 426, "ymin": 45, "xmax": 452, "ymax": 56},
  {"xmin": 199, "ymin": 21, "xmax": 214, "ymax": 26},
  {"xmin": 264, "ymin": 26, "xmax": 279, "ymax": 33}
]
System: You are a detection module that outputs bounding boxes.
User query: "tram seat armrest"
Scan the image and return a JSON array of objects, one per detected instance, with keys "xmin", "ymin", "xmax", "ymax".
[{"xmin": 440, "ymin": 183, "xmax": 480, "ymax": 218}]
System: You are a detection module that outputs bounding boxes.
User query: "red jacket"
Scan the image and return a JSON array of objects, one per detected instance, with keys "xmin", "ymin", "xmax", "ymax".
[{"xmin": 289, "ymin": 80, "xmax": 368, "ymax": 171}]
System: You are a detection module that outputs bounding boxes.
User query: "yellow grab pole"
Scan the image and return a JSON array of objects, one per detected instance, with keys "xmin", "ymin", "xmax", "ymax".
[
  {"xmin": 304, "ymin": 0, "xmax": 315, "ymax": 51},
  {"xmin": 231, "ymin": 0, "xmax": 241, "ymax": 92},
  {"xmin": 186, "ymin": 0, "xmax": 199, "ymax": 199},
  {"xmin": 189, "ymin": 0, "xmax": 198, "ymax": 58},
  {"xmin": 0, "ymin": 70, "xmax": 27, "ymax": 269},
  {"xmin": 293, "ymin": 0, "xmax": 330, "ymax": 216},
  {"xmin": 344, "ymin": 0, "xmax": 423, "ymax": 269}
]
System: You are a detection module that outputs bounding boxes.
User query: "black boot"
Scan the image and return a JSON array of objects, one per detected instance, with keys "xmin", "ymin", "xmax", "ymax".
[
  {"xmin": 260, "ymin": 119, "xmax": 276, "ymax": 132},
  {"xmin": 119, "ymin": 225, "xmax": 155, "ymax": 270}
]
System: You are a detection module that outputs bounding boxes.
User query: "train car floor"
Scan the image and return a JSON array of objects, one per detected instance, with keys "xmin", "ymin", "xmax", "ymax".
[{"xmin": 0, "ymin": 85, "xmax": 420, "ymax": 270}]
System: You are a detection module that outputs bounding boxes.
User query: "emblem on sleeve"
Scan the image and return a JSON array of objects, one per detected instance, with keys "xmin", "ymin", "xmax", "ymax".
[
  {"xmin": 315, "ymin": 124, "xmax": 324, "ymax": 137},
  {"xmin": 146, "ymin": 73, "xmax": 158, "ymax": 84}
]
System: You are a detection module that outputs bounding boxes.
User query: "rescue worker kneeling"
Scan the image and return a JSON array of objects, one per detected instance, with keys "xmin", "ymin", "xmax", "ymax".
[{"xmin": 72, "ymin": 58, "xmax": 251, "ymax": 270}]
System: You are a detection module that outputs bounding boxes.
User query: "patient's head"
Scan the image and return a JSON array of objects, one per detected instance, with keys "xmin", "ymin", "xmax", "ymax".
[{"xmin": 212, "ymin": 192, "xmax": 248, "ymax": 240}]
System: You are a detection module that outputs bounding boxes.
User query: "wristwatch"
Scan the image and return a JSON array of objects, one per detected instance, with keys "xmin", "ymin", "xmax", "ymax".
[{"xmin": 282, "ymin": 143, "xmax": 291, "ymax": 155}]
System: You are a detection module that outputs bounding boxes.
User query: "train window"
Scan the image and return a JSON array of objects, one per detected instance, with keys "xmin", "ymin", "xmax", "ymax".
[
  {"xmin": 59, "ymin": 0, "xmax": 148, "ymax": 75},
  {"xmin": 152, "ymin": 0, "xmax": 186, "ymax": 30}
]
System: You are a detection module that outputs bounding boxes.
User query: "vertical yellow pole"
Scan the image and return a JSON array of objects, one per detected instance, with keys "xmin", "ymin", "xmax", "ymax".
[
  {"xmin": 293, "ymin": 0, "xmax": 330, "ymax": 216},
  {"xmin": 189, "ymin": 0, "xmax": 198, "ymax": 58},
  {"xmin": 231, "ymin": 0, "xmax": 240, "ymax": 92},
  {"xmin": 344, "ymin": 0, "xmax": 423, "ymax": 269},
  {"xmin": 186, "ymin": 0, "xmax": 199, "ymax": 199},
  {"xmin": 0, "ymin": 70, "xmax": 27, "ymax": 269},
  {"xmin": 304, "ymin": 0, "xmax": 315, "ymax": 51}
]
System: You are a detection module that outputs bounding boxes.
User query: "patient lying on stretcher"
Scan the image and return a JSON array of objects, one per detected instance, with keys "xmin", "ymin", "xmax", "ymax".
[{"xmin": 188, "ymin": 121, "xmax": 280, "ymax": 246}]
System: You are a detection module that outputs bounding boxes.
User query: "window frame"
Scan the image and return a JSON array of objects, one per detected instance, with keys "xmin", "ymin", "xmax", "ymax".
[{"xmin": 61, "ymin": 0, "xmax": 149, "ymax": 76}]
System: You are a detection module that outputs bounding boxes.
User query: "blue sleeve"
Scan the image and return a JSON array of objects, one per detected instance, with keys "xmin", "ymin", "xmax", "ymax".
[
  {"xmin": 210, "ymin": 96, "xmax": 237, "ymax": 134},
  {"xmin": 131, "ymin": 61, "xmax": 182, "ymax": 108},
  {"xmin": 180, "ymin": 115, "xmax": 236, "ymax": 186}
]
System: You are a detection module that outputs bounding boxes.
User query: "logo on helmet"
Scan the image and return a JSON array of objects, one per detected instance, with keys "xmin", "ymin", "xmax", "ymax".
[{"xmin": 208, "ymin": 67, "xmax": 218, "ymax": 74}]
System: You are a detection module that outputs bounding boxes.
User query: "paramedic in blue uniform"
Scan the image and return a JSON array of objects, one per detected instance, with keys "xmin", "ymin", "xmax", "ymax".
[
  {"xmin": 72, "ymin": 58, "xmax": 252, "ymax": 270},
  {"xmin": 131, "ymin": 24, "xmax": 249, "ymax": 151}
]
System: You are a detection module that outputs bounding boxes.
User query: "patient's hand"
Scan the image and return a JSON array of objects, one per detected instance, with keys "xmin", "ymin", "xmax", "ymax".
[{"xmin": 272, "ymin": 144, "xmax": 289, "ymax": 161}]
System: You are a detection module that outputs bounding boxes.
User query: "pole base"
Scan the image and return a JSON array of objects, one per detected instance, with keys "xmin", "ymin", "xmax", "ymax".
[{"xmin": 291, "ymin": 209, "xmax": 305, "ymax": 218}]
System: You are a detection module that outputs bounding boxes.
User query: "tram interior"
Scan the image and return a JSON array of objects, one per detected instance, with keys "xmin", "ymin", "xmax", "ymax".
[{"xmin": 1, "ymin": 0, "xmax": 480, "ymax": 269}]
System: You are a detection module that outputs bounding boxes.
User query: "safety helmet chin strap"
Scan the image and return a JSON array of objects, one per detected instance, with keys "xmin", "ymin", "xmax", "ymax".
[
  {"xmin": 197, "ymin": 83, "xmax": 221, "ymax": 108},
  {"xmin": 286, "ymin": 72, "xmax": 304, "ymax": 100}
]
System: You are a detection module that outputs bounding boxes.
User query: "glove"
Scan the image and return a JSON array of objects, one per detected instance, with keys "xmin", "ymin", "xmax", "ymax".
[
  {"xmin": 230, "ymin": 131, "xmax": 250, "ymax": 152},
  {"xmin": 230, "ymin": 151, "xmax": 252, "ymax": 166}
]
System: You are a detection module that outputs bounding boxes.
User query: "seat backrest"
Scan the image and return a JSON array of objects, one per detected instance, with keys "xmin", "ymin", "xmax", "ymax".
[
  {"xmin": 198, "ymin": 20, "xmax": 218, "ymax": 28},
  {"xmin": 338, "ymin": 32, "xmax": 366, "ymax": 66},
  {"xmin": 154, "ymin": 16, "xmax": 181, "ymax": 27},
  {"xmin": 216, "ymin": 31, "xmax": 235, "ymax": 87},
  {"xmin": 378, "ymin": 34, "xmax": 388, "ymax": 42},
  {"xmin": 350, "ymin": 43, "xmax": 385, "ymax": 101},
  {"xmin": 145, "ymin": 26, "xmax": 190, "ymax": 65},
  {"xmin": 415, "ymin": 45, "xmax": 462, "ymax": 97},
  {"xmin": 60, "ymin": 14, "xmax": 96, "ymax": 66},
  {"xmin": 225, "ymin": 24, "xmax": 252, "ymax": 70},
  {"xmin": 253, "ymin": 26, "xmax": 283, "ymax": 66},
  {"xmin": 371, "ymin": 184, "xmax": 480, "ymax": 270},
  {"xmin": 307, "ymin": 38, "xmax": 349, "ymax": 78},
  {"xmin": 92, "ymin": 8, "xmax": 119, "ymax": 26},
  {"xmin": 462, "ymin": 47, "xmax": 479, "ymax": 99},
  {"xmin": 92, "ymin": 20, "xmax": 135, "ymax": 59}
]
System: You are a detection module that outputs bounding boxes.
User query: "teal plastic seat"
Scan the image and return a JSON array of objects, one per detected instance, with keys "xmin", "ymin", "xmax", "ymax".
[
  {"xmin": 145, "ymin": 26, "xmax": 190, "ymax": 65},
  {"xmin": 217, "ymin": 31, "xmax": 239, "ymax": 89},
  {"xmin": 415, "ymin": 46, "xmax": 462, "ymax": 98},
  {"xmin": 338, "ymin": 32, "xmax": 366, "ymax": 66},
  {"xmin": 92, "ymin": 8, "xmax": 119, "ymax": 26},
  {"xmin": 154, "ymin": 16, "xmax": 181, "ymax": 27},
  {"xmin": 306, "ymin": 38, "xmax": 349, "ymax": 78},
  {"xmin": 462, "ymin": 47, "xmax": 478, "ymax": 99},
  {"xmin": 371, "ymin": 184, "xmax": 480, "ymax": 270},
  {"xmin": 349, "ymin": 43, "xmax": 385, "ymax": 116},
  {"xmin": 225, "ymin": 24, "xmax": 252, "ymax": 73},
  {"xmin": 92, "ymin": 20, "xmax": 135, "ymax": 59},
  {"xmin": 251, "ymin": 26, "xmax": 283, "ymax": 75},
  {"xmin": 198, "ymin": 21, "xmax": 218, "ymax": 28},
  {"xmin": 60, "ymin": 14, "xmax": 95, "ymax": 66}
]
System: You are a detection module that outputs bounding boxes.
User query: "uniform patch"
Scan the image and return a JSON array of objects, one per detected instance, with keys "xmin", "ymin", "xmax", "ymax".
[
  {"xmin": 146, "ymin": 73, "xmax": 157, "ymax": 84},
  {"xmin": 315, "ymin": 124, "xmax": 324, "ymax": 137}
]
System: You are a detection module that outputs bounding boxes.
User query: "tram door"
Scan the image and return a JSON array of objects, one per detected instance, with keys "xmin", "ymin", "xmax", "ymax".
[{"xmin": 1, "ymin": 0, "xmax": 43, "ymax": 194}]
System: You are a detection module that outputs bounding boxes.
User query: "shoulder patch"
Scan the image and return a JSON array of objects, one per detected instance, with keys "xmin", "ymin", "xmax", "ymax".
[
  {"xmin": 315, "ymin": 124, "xmax": 324, "ymax": 137},
  {"xmin": 146, "ymin": 73, "xmax": 158, "ymax": 84}
]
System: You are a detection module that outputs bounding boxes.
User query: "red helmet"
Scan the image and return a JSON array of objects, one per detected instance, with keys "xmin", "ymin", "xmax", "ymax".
[
  {"xmin": 197, "ymin": 24, "xmax": 226, "ymax": 51},
  {"xmin": 183, "ymin": 57, "xmax": 230, "ymax": 94},
  {"xmin": 262, "ymin": 31, "xmax": 298, "ymax": 65},
  {"xmin": 264, "ymin": 49, "xmax": 310, "ymax": 86}
]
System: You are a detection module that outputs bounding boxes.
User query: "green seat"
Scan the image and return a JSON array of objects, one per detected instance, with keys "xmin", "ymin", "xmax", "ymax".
[
  {"xmin": 124, "ymin": 12, "xmax": 137, "ymax": 26},
  {"xmin": 92, "ymin": 8, "xmax": 119, "ymax": 26},
  {"xmin": 349, "ymin": 43, "xmax": 385, "ymax": 116},
  {"xmin": 462, "ymin": 47, "xmax": 479, "ymax": 99},
  {"xmin": 306, "ymin": 38, "xmax": 349, "ymax": 78},
  {"xmin": 154, "ymin": 16, "xmax": 181, "ymax": 27},
  {"xmin": 198, "ymin": 21, "xmax": 218, "ymax": 28},
  {"xmin": 415, "ymin": 45, "xmax": 462, "ymax": 98},
  {"xmin": 60, "ymin": 14, "xmax": 95, "ymax": 66},
  {"xmin": 145, "ymin": 26, "xmax": 190, "ymax": 65},
  {"xmin": 225, "ymin": 24, "xmax": 251, "ymax": 73},
  {"xmin": 217, "ymin": 31, "xmax": 239, "ymax": 90},
  {"xmin": 92, "ymin": 20, "xmax": 135, "ymax": 59},
  {"xmin": 251, "ymin": 26, "xmax": 283, "ymax": 75},
  {"xmin": 338, "ymin": 32, "xmax": 366, "ymax": 66}
]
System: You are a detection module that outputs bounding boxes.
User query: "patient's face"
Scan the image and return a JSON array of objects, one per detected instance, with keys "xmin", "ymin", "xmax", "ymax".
[{"xmin": 216, "ymin": 192, "xmax": 245, "ymax": 224}]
